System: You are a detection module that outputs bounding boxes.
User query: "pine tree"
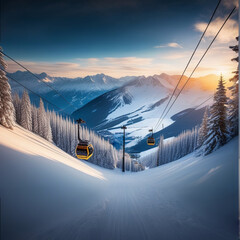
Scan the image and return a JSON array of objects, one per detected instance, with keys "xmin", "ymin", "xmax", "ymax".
[
  {"xmin": 38, "ymin": 98, "xmax": 45, "ymax": 138},
  {"xmin": 44, "ymin": 110, "xmax": 52, "ymax": 142},
  {"xmin": 228, "ymin": 36, "xmax": 239, "ymax": 137},
  {"xmin": 197, "ymin": 107, "xmax": 208, "ymax": 148},
  {"xmin": 0, "ymin": 47, "xmax": 15, "ymax": 129},
  {"xmin": 32, "ymin": 105, "xmax": 39, "ymax": 134},
  {"xmin": 37, "ymin": 99, "xmax": 51, "ymax": 141},
  {"xmin": 20, "ymin": 90, "xmax": 32, "ymax": 131},
  {"xmin": 12, "ymin": 92, "xmax": 21, "ymax": 124},
  {"xmin": 47, "ymin": 106, "xmax": 120, "ymax": 169},
  {"xmin": 201, "ymin": 75, "xmax": 229, "ymax": 155},
  {"xmin": 193, "ymin": 126, "xmax": 199, "ymax": 149},
  {"xmin": 157, "ymin": 135, "xmax": 164, "ymax": 166},
  {"xmin": 141, "ymin": 127, "xmax": 199, "ymax": 168},
  {"xmin": 56, "ymin": 114, "xmax": 61, "ymax": 147}
]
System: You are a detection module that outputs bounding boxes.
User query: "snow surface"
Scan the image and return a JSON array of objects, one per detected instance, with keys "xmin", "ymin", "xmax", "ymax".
[
  {"xmin": 0, "ymin": 125, "xmax": 238, "ymax": 240},
  {"xmin": 71, "ymin": 74, "xmax": 215, "ymax": 150},
  {"xmin": 104, "ymin": 78, "xmax": 212, "ymax": 148}
]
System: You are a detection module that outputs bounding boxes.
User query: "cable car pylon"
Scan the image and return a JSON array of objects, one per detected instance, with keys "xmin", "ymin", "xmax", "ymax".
[
  {"xmin": 75, "ymin": 118, "xmax": 94, "ymax": 160},
  {"xmin": 121, "ymin": 126, "xmax": 127, "ymax": 172}
]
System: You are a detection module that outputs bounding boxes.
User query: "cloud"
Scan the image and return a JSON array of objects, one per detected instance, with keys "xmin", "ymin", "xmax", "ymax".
[
  {"xmin": 6, "ymin": 60, "xmax": 81, "ymax": 77},
  {"xmin": 163, "ymin": 53, "xmax": 188, "ymax": 60},
  {"xmin": 102, "ymin": 57, "xmax": 152, "ymax": 65},
  {"xmin": 195, "ymin": 17, "xmax": 238, "ymax": 44},
  {"xmin": 154, "ymin": 42, "xmax": 183, "ymax": 49},
  {"xmin": 6, "ymin": 57, "xmax": 154, "ymax": 78},
  {"xmin": 87, "ymin": 58, "xmax": 99, "ymax": 64},
  {"xmin": 222, "ymin": 0, "xmax": 239, "ymax": 9},
  {"xmin": 6, "ymin": 43, "xmax": 237, "ymax": 79}
]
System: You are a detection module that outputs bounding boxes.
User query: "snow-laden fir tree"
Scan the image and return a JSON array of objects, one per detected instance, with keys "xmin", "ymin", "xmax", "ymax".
[
  {"xmin": 197, "ymin": 107, "xmax": 208, "ymax": 148},
  {"xmin": 32, "ymin": 105, "xmax": 39, "ymax": 134},
  {"xmin": 156, "ymin": 135, "xmax": 164, "ymax": 166},
  {"xmin": 44, "ymin": 111, "xmax": 52, "ymax": 142},
  {"xmin": 141, "ymin": 127, "xmax": 198, "ymax": 168},
  {"xmin": 12, "ymin": 92, "xmax": 21, "ymax": 124},
  {"xmin": 38, "ymin": 99, "xmax": 46, "ymax": 138},
  {"xmin": 12, "ymin": 92, "xmax": 120, "ymax": 170},
  {"xmin": 228, "ymin": 36, "xmax": 239, "ymax": 137},
  {"xmin": 201, "ymin": 75, "xmax": 229, "ymax": 155},
  {"xmin": 48, "ymin": 110, "xmax": 119, "ymax": 169},
  {"xmin": 0, "ymin": 47, "xmax": 15, "ymax": 129},
  {"xmin": 38, "ymin": 99, "xmax": 52, "ymax": 141},
  {"xmin": 20, "ymin": 90, "xmax": 32, "ymax": 131}
]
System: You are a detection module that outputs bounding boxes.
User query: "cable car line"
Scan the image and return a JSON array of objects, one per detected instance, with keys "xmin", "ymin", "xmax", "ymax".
[
  {"xmin": 4, "ymin": 67, "xmax": 94, "ymax": 160},
  {"xmin": 154, "ymin": 5, "xmax": 236, "ymax": 131},
  {"xmin": 153, "ymin": 0, "xmax": 222, "ymax": 132},
  {"xmin": 0, "ymin": 50, "xmax": 77, "ymax": 111},
  {"xmin": 1, "ymin": 67, "xmax": 67, "ymax": 113},
  {"xmin": 151, "ymin": 95, "xmax": 212, "ymax": 136},
  {"xmin": 106, "ymin": 94, "xmax": 213, "ymax": 146},
  {"xmin": 148, "ymin": 95, "xmax": 213, "ymax": 148},
  {"xmin": 168, "ymin": 95, "xmax": 213, "ymax": 123}
]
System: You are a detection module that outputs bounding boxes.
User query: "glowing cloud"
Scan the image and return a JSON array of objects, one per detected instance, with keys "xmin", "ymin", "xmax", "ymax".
[
  {"xmin": 195, "ymin": 17, "xmax": 238, "ymax": 44},
  {"xmin": 154, "ymin": 42, "xmax": 183, "ymax": 49}
]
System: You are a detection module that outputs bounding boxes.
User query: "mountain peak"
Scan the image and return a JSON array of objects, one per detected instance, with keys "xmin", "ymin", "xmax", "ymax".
[
  {"xmin": 39, "ymin": 72, "xmax": 48, "ymax": 78},
  {"xmin": 95, "ymin": 73, "xmax": 106, "ymax": 77},
  {"xmin": 159, "ymin": 73, "xmax": 170, "ymax": 78}
]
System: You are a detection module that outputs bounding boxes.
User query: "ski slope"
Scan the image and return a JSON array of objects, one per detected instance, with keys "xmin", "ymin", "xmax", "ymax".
[{"xmin": 0, "ymin": 125, "xmax": 238, "ymax": 240}]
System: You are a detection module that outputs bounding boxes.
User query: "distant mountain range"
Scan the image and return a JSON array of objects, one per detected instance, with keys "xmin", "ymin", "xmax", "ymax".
[{"xmin": 8, "ymin": 71, "xmax": 136, "ymax": 113}]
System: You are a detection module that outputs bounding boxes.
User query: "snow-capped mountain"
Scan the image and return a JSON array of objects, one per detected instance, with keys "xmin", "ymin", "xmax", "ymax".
[
  {"xmin": 8, "ymin": 71, "xmax": 135, "ymax": 113},
  {"xmin": 72, "ymin": 74, "xmax": 218, "ymax": 151},
  {"xmin": 8, "ymin": 70, "xmax": 218, "ymax": 151}
]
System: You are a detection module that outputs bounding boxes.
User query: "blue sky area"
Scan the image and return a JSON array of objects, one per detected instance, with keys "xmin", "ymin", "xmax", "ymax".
[{"xmin": 1, "ymin": 0, "xmax": 238, "ymax": 77}]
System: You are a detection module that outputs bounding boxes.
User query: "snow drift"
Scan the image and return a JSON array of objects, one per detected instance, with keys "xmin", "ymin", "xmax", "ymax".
[{"xmin": 0, "ymin": 125, "xmax": 238, "ymax": 240}]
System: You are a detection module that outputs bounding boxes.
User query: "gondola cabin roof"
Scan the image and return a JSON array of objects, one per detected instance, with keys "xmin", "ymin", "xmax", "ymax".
[{"xmin": 78, "ymin": 140, "xmax": 90, "ymax": 146}]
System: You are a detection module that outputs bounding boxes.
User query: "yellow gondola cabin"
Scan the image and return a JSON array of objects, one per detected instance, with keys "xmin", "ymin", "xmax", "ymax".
[{"xmin": 75, "ymin": 118, "xmax": 94, "ymax": 160}]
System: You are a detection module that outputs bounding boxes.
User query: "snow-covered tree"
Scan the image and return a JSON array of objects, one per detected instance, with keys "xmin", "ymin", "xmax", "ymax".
[
  {"xmin": 157, "ymin": 135, "xmax": 164, "ymax": 166},
  {"xmin": 0, "ymin": 47, "xmax": 15, "ymax": 129},
  {"xmin": 201, "ymin": 75, "xmax": 229, "ymax": 155},
  {"xmin": 44, "ymin": 110, "xmax": 52, "ymax": 142},
  {"xmin": 48, "ymin": 110, "xmax": 119, "ymax": 169},
  {"xmin": 141, "ymin": 127, "xmax": 199, "ymax": 168},
  {"xmin": 37, "ymin": 98, "xmax": 46, "ymax": 138},
  {"xmin": 12, "ymin": 92, "xmax": 119, "ymax": 170},
  {"xmin": 20, "ymin": 90, "xmax": 32, "ymax": 131},
  {"xmin": 37, "ymin": 99, "xmax": 52, "ymax": 141},
  {"xmin": 197, "ymin": 107, "xmax": 208, "ymax": 148},
  {"xmin": 12, "ymin": 92, "xmax": 21, "ymax": 124},
  {"xmin": 32, "ymin": 105, "xmax": 39, "ymax": 134},
  {"xmin": 228, "ymin": 36, "xmax": 239, "ymax": 137}
]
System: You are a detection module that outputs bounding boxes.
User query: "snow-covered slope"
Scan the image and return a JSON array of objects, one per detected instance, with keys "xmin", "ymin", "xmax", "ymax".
[
  {"xmin": 72, "ymin": 74, "xmax": 216, "ymax": 151},
  {"xmin": 0, "ymin": 126, "xmax": 238, "ymax": 240}
]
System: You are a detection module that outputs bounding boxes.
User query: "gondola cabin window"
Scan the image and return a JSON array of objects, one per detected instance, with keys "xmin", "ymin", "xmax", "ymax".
[{"xmin": 76, "ymin": 146, "xmax": 88, "ymax": 156}]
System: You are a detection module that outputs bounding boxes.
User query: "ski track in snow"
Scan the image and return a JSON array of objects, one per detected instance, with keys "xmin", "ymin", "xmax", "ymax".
[{"xmin": 0, "ymin": 125, "xmax": 238, "ymax": 240}]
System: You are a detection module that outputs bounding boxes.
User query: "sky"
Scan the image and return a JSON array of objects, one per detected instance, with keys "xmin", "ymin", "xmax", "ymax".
[{"xmin": 0, "ymin": 0, "xmax": 238, "ymax": 78}]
